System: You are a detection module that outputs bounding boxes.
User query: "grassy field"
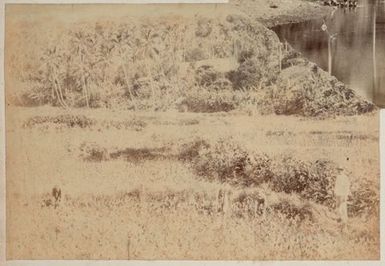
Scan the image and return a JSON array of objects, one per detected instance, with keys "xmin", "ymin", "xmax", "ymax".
[{"xmin": 6, "ymin": 106, "xmax": 380, "ymax": 260}]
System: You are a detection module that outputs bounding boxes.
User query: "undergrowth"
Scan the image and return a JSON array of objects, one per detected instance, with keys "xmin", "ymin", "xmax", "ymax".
[
  {"xmin": 10, "ymin": 11, "xmax": 375, "ymax": 116},
  {"xmin": 181, "ymin": 137, "xmax": 378, "ymax": 217}
]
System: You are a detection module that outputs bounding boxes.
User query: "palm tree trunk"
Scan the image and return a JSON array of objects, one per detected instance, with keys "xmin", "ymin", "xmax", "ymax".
[
  {"xmin": 122, "ymin": 62, "xmax": 138, "ymax": 111},
  {"xmin": 53, "ymin": 71, "xmax": 68, "ymax": 108},
  {"xmin": 145, "ymin": 61, "xmax": 157, "ymax": 110},
  {"xmin": 81, "ymin": 72, "xmax": 90, "ymax": 108},
  {"xmin": 79, "ymin": 51, "xmax": 90, "ymax": 108}
]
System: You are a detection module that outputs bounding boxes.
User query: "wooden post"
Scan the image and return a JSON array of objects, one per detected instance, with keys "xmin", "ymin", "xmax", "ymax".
[
  {"xmin": 373, "ymin": 1, "xmax": 377, "ymax": 98},
  {"xmin": 127, "ymin": 235, "xmax": 131, "ymax": 260},
  {"xmin": 138, "ymin": 185, "xmax": 144, "ymax": 214},
  {"xmin": 328, "ymin": 36, "xmax": 332, "ymax": 75},
  {"xmin": 278, "ymin": 43, "xmax": 282, "ymax": 72},
  {"xmin": 216, "ymin": 189, "xmax": 223, "ymax": 214},
  {"xmin": 223, "ymin": 190, "xmax": 232, "ymax": 219}
]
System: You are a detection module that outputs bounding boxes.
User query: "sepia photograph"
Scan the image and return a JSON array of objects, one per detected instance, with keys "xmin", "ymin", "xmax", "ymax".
[{"xmin": 3, "ymin": 0, "xmax": 383, "ymax": 261}]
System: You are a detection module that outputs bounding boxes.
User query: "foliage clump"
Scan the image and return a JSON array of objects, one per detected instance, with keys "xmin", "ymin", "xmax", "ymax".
[
  {"xmin": 11, "ymin": 12, "xmax": 377, "ymax": 116},
  {"xmin": 182, "ymin": 137, "xmax": 375, "ymax": 216},
  {"xmin": 79, "ymin": 142, "xmax": 110, "ymax": 162},
  {"xmin": 23, "ymin": 114, "xmax": 96, "ymax": 129},
  {"xmin": 267, "ymin": 63, "xmax": 376, "ymax": 117},
  {"xmin": 348, "ymin": 178, "xmax": 379, "ymax": 217},
  {"xmin": 12, "ymin": 14, "xmax": 283, "ymax": 112},
  {"xmin": 176, "ymin": 88, "xmax": 237, "ymax": 113}
]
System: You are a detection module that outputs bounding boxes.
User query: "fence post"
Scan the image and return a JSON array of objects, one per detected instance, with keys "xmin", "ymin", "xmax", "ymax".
[
  {"xmin": 127, "ymin": 234, "xmax": 131, "ymax": 260},
  {"xmin": 278, "ymin": 43, "xmax": 282, "ymax": 72}
]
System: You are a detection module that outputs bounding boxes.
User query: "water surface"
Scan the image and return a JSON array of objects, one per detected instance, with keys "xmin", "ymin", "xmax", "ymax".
[{"xmin": 272, "ymin": 0, "xmax": 385, "ymax": 107}]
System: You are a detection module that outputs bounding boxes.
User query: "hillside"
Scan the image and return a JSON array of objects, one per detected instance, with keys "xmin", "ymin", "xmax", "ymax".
[{"xmin": 6, "ymin": 2, "xmax": 374, "ymax": 116}]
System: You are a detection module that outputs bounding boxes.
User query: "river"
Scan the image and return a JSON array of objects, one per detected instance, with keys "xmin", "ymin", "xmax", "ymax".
[{"xmin": 272, "ymin": 0, "xmax": 385, "ymax": 107}]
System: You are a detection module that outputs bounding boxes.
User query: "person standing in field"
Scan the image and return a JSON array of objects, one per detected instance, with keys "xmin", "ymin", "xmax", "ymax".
[{"xmin": 335, "ymin": 159, "xmax": 351, "ymax": 224}]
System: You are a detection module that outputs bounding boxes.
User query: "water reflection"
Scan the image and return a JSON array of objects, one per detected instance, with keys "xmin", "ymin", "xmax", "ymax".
[{"xmin": 272, "ymin": 0, "xmax": 385, "ymax": 107}]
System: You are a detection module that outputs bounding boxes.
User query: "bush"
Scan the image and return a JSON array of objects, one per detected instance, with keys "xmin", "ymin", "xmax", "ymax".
[
  {"xmin": 269, "ymin": 64, "xmax": 376, "ymax": 117},
  {"xmin": 227, "ymin": 59, "xmax": 262, "ymax": 89},
  {"xmin": 191, "ymin": 139, "xmax": 249, "ymax": 184},
  {"xmin": 270, "ymin": 200, "xmax": 313, "ymax": 222},
  {"xmin": 184, "ymin": 138, "xmax": 339, "ymax": 208},
  {"xmin": 270, "ymin": 157, "xmax": 336, "ymax": 207},
  {"xmin": 178, "ymin": 138, "xmax": 210, "ymax": 162},
  {"xmin": 348, "ymin": 178, "xmax": 379, "ymax": 217},
  {"xmin": 79, "ymin": 142, "xmax": 110, "ymax": 162},
  {"xmin": 100, "ymin": 119, "xmax": 147, "ymax": 131},
  {"xmin": 304, "ymin": 159, "xmax": 337, "ymax": 207},
  {"xmin": 195, "ymin": 18, "xmax": 213, "ymax": 38},
  {"xmin": 209, "ymin": 78, "xmax": 234, "ymax": 91},
  {"xmin": 195, "ymin": 65, "xmax": 221, "ymax": 87},
  {"xmin": 184, "ymin": 48, "xmax": 207, "ymax": 62},
  {"xmin": 232, "ymin": 190, "xmax": 266, "ymax": 217},
  {"xmin": 178, "ymin": 87, "xmax": 236, "ymax": 113},
  {"xmin": 270, "ymin": 156, "xmax": 310, "ymax": 194},
  {"xmin": 188, "ymin": 138, "xmax": 382, "ymax": 214},
  {"xmin": 190, "ymin": 139, "xmax": 272, "ymax": 186},
  {"xmin": 23, "ymin": 114, "xmax": 96, "ymax": 129}
]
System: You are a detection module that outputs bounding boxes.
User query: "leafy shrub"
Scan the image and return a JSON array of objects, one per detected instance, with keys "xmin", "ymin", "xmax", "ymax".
[
  {"xmin": 270, "ymin": 200, "xmax": 313, "ymax": 222},
  {"xmin": 304, "ymin": 159, "xmax": 337, "ymax": 206},
  {"xmin": 348, "ymin": 178, "xmax": 379, "ymax": 217},
  {"xmin": 227, "ymin": 59, "xmax": 262, "ymax": 89},
  {"xmin": 281, "ymin": 48, "xmax": 304, "ymax": 69},
  {"xmin": 209, "ymin": 78, "xmax": 234, "ymax": 91},
  {"xmin": 100, "ymin": 119, "xmax": 147, "ymax": 131},
  {"xmin": 270, "ymin": 157, "xmax": 336, "ymax": 207},
  {"xmin": 269, "ymin": 64, "xmax": 376, "ymax": 117},
  {"xmin": 195, "ymin": 65, "xmax": 221, "ymax": 87},
  {"xmin": 194, "ymin": 65, "xmax": 233, "ymax": 91},
  {"xmin": 195, "ymin": 18, "xmax": 213, "ymax": 38},
  {"xmin": 269, "ymin": 156, "xmax": 310, "ymax": 194},
  {"xmin": 191, "ymin": 139, "xmax": 272, "ymax": 186},
  {"xmin": 79, "ymin": 142, "xmax": 110, "ymax": 162},
  {"xmin": 237, "ymin": 48, "xmax": 255, "ymax": 64},
  {"xmin": 191, "ymin": 139, "xmax": 249, "ymax": 184},
  {"xmin": 178, "ymin": 138, "xmax": 210, "ymax": 162},
  {"xmin": 178, "ymin": 87, "xmax": 236, "ymax": 113},
  {"xmin": 109, "ymin": 147, "xmax": 169, "ymax": 162},
  {"xmin": 23, "ymin": 114, "xmax": 96, "ymax": 129},
  {"xmin": 18, "ymin": 81, "xmax": 52, "ymax": 107},
  {"xmin": 243, "ymin": 154, "xmax": 274, "ymax": 186},
  {"xmin": 184, "ymin": 48, "xmax": 207, "ymax": 62},
  {"xmin": 232, "ymin": 190, "xmax": 266, "ymax": 217},
  {"xmin": 185, "ymin": 138, "xmax": 339, "ymax": 208}
]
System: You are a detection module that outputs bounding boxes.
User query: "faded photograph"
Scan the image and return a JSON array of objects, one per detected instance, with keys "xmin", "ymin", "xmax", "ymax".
[{"xmin": 5, "ymin": 0, "xmax": 381, "ymax": 260}]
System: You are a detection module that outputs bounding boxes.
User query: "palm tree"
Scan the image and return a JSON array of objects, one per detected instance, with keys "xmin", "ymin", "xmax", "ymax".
[
  {"xmin": 40, "ymin": 46, "xmax": 68, "ymax": 108},
  {"xmin": 70, "ymin": 30, "xmax": 93, "ymax": 108}
]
